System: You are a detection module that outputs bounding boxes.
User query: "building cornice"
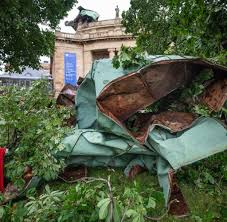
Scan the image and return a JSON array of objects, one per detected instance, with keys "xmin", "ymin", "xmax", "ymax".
[{"xmin": 55, "ymin": 18, "xmax": 134, "ymax": 44}]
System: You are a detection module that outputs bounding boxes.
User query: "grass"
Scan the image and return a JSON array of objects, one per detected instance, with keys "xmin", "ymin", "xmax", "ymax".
[{"xmin": 48, "ymin": 167, "xmax": 227, "ymax": 222}]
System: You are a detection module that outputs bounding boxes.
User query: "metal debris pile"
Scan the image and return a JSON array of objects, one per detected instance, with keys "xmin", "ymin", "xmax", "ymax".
[
  {"xmin": 125, "ymin": 68, "xmax": 227, "ymax": 140},
  {"xmin": 59, "ymin": 56, "xmax": 227, "ymax": 217}
]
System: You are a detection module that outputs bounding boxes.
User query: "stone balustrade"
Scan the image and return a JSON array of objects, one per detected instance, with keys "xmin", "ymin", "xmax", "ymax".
[{"xmin": 56, "ymin": 19, "xmax": 132, "ymax": 42}]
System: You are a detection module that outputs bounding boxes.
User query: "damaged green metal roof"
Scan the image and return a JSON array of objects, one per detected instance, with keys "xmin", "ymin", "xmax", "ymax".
[{"xmin": 59, "ymin": 56, "xmax": 227, "ymax": 216}]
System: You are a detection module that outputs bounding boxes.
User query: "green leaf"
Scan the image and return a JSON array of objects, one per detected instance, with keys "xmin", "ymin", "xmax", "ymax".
[
  {"xmin": 125, "ymin": 209, "xmax": 137, "ymax": 217},
  {"xmin": 97, "ymin": 198, "xmax": 111, "ymax": 208},
  {"xmin": 113, "ymin": 200, "xmax": 121, "ymax": 222},
  {"xmin": 146, "ymin": 197, "xmax": 156, "ymax": 209},
  {"xmin": 0, "ymin": 207, "xmax": 4, "ymax": 218},
  {"xmin": 45, "ymin": 185, "xmax": 51, "ymax": 193},
  {"xmin": 132, "ymin": 214, "xmax": 144, "ymax": 222},
  {"xmin": 98, "ymin": 198, "xmax": 111, "ymax": 220}
]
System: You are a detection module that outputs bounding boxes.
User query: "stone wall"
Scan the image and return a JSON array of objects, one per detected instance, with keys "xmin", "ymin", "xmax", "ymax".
[{"xmin": 52, "ymin": 18, "xmax": 136, "ymax": 94}]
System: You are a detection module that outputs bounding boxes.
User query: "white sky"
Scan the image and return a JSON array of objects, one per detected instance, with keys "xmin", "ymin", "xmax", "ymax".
[
  {"xmin": 58, "ymin": 0, "xmax": 131, "ymax": 33},
  {"xmin": 40, "ymin": 0, "xmax": 130, "ymax": 63}
]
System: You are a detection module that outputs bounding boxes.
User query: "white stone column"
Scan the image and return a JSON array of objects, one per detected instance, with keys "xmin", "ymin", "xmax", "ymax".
[
  {"xmin": 83, "ymin": 50, "xmax": 93, "ymax": 76},
  {"xmin": 108, "ymin": 48, "xmax": 116, "ymax": 59}
]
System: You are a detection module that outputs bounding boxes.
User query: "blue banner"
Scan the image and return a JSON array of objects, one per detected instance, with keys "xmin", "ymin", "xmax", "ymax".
[{"xmin": 64, "ymin": 52, "xmax": 77, "ymax": 86}]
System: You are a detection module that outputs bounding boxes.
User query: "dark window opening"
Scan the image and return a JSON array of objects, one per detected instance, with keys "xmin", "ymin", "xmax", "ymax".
[{"xmin": 92, "ymin": 50, "xmax": 109, "ymax": 61}]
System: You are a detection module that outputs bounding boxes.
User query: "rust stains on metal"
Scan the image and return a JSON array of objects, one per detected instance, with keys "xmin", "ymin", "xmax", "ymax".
[
  {"xmin": 57, "ymin": 84, "xmax": 77, "ymax": 126},
  {"xmin": 201, "ymin": 78, "xmax": 227, "ymax": 111},
  {"xmin": 168, "ymin": 172, "xmax": 189, "ymax": 217},
  {"xmin": 126, "ymin": 112, "xmax": 196, "ymax": 144},
  {"xmin": 97, "ymin": 59, "xmax": 227, "ymax": 144},
  {"xmin": 97, "ymin": 59, "xmax": 227, "ymax": 123},
  {"xmin": 97, "ymin": 62, "xmax": 195, "ymax": 122},
  {"xmin": 59, "ymin": 166, "xmax": 88, "ymax": 182},
  {"xmin": 128, "ymin": 165, "xmax": 146, "ymax": 179},
  {"xmin": 128, "ymin": 113, "xmax": 153, "ymax": 144},
  {"xmin": 151, "ymin": 112, "xmax": 197, "ymax": 133},
  {"xmin": 56, "ymin": 84, "xmax": 76, "ymax": 107}
]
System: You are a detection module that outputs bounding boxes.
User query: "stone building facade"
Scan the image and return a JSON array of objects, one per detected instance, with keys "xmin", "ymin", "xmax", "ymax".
[{"xmin": 52, "ymin": 18, "xmax": 135, "ymax": 93}]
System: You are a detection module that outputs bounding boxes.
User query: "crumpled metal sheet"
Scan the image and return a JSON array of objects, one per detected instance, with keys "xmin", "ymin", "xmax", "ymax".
[
  {"xmin": 126, "ymin": 112, "xmax": 197, "ymax": 144},
  {"xmin": 56, "ymin": 84, "xmax": 77, "ymax": 127},
  {"xmin": 61, "ymin": 57, "xmax": 227, "ymax": 217},
  {"xmin": 201, "ymin": 78, "xmax": 227, "ymax": 111},
  {"xmin": 168, "ymin": 172, "xmax": 189, "ymax": 217},
  {"xmin": 97, "ymin": 59, "xmax": 227, "ymax": 122},
  {"xmin": 98, "ymin": 62, "xmax": 194, "ymax": 122},
  {"xmin": 151, "ymin": 112, "xmax": 197, "ymax": 133},
  {"xmin": 56, "ymin": 84, "xmax": 76, "ymax": 107}
]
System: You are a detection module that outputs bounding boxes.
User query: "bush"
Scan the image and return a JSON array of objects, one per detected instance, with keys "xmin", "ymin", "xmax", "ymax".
[{"xmin": 0, "ymin": 80, "xmax": 73, "ymax": 188}]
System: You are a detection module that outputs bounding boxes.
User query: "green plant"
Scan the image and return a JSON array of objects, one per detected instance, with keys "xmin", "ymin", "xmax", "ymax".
[
  {"xmin": 120, "ymin": 183, "xmax": 157, "ymax": 222},
  {"xmin": 2, "ymin": 177, "xmax": 162, "ymax": 222},
  {"xmin": 122, "ymin": 0, "xmax": 227, "ymax": 65},
  {"xmin": 181, "ymin": 69, "xmax": 214, "ymax": 101},
  {"xmin": 25, "ymin": 185, "xmax": 64, "ymax": 221},
  {"xmin": 59, "ymin": 182, "xmax": 102, "ymax": 222},
  {"xmin": 96, "ymin": 180, "xmax": 160, "ymax": 222},
  {"xmin": 112, "ymin": 46, "xmax": 148, "ymax": 69},
  {"xmin": 0, "ymin": 80, "xmax": 73, "ymax": 188},
  {"xmin": 0, "ymin": 0, "xmax": 76, "ymax": 72},
  {"xmin": 193, "ymin": 104, "xmax": 211, "ymax": 117}
]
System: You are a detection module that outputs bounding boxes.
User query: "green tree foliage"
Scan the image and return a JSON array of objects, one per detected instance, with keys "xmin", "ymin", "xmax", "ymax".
[
  {"xmin": 122, "ymin": 0, "xmax": 227, "ymax": 62},
  {"xmin": 0, "ymin": 80, "xmax": 73, "ymax": 188},
  {"xmin": 0, "ymin": 180, "xmax": 163, "ymax": 222},
  {"xmin": 0, "ymin": 0, "xmax": 76, "ymax": 72},
  {"xmin": 112, "ymin": 46, "xmax": 148, "ymax": 69}
]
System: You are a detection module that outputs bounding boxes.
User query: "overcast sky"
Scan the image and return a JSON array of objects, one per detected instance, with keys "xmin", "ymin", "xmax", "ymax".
[
  {"xmin": 38, "ymin": 0, "xmax": 131, "ymax": 63},
  {"xmin": 59, "ymin": 0, "xmax": 131, "ymax": 33}
]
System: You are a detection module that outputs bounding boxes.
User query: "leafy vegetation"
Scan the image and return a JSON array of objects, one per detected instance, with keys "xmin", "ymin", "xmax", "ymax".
[
  {"xmin": 0, "ymin": 80, "xmax": 73, "ymax": 188},
  {"xmin": 142, "ymin": 68, "xmax": 226, "ymax": 119},
  {"xmin": 112, "ymin": 46, "xmax": 148, "ymax": 69},
  {"xmin": 0, "ymin": 167, "xmax": 226, "ymax": 221},
  {"xmin": 0, "ymin": 0, "xmax": 226, "ymax": 220},
  {"xmin": 0, "ymin": 0, "xmax": 76, "ymax": 72},
  {"xmin": 0, "ymin": 173, "xmax": 165, "ymax": 222},
  {"xmin": 121, "ymin": 0, "xmax": 227, "ymax": 64}
]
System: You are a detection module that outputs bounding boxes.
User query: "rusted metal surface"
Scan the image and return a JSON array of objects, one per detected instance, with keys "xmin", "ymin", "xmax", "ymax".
[
  {"xmin": 98, "ymin": 62, "xmax": 194, "ymax": 122},
  {"xmin": 56, "ymin": 84, "xmax": 77, "ymax": 127},
  {"xmin": 97, "ymin": 59, "xmax": 227, "ymax": 123},
  {"xmin": 168, "ymin": 172, "xmax": 189, "ymax": 217},
  {"xmin": 23, "ymin": 166, "xmax": 33, "ymax": 184},
  {"xmin": 56, "ymin": 84, "xmax": 76, "ymax": 107},
  {"xmin": 126, "ymin": 112, "xmax": 196, "ymax": 144},
  {"xmin": 59, "ymin": 166, "xmax": 87, "ymax": 182},
  {"xmin": 151, "ymin": 112, "xmax": 197, "ymax": 133},
  {"xmin": 201, "ymin": 78, "xmax": 227, "ymax": 111},
  {"xmin": 128, "ymin": 165, "xmax": 146, "ymax": 179},
  {"xmin": 125, "ymin": 113, "xmax": 153, "ymax": 144}
]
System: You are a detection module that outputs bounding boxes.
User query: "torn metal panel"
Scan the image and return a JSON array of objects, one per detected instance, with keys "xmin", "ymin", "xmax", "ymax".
[
  {"xmin": 201, "ymin": 78, "xmax": 227, "ymax": 111},
  {"xmin": 126, "ymin": 113, "xmax": 153, "ymax": 144},
  {"xmin": 60, "ymin": 57, "xmax": 227, "ymax": 217},
  {"xmin": 56, "ymin": 84, "xmax": 76, "ymax": 107},
  {"xmin": 151, "ymin": 112, "xmax": 197, "ymax": 133},
  {"xmin": 97, "ymin": 59, "xmax": 227, "ymax": 123},
  {"xmin": 127, "ymin": 112, "xmax": 197, "ymax": 144},
  {"xmin": 168, "ymin": 173, "xmax": 189, "ymax": 217}
]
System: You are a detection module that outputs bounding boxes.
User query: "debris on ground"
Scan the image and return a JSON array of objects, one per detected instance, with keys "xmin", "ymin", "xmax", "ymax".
[
  {"xmin": 59, "ymin": 56, "xmax": 227, "ymax": 217},
  {"xmin": 1, "ymin": 56, "xmax": 226, "ymax": 218}
]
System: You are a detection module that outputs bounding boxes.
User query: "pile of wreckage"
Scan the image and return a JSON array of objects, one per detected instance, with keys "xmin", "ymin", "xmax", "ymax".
[
  {"xmin": 58, "ymin": 55, "xmax": 227, "ymax": 216},
  {"xmin": 1, "ymin": 55, "xmax": 226, "ymax": 217}
]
